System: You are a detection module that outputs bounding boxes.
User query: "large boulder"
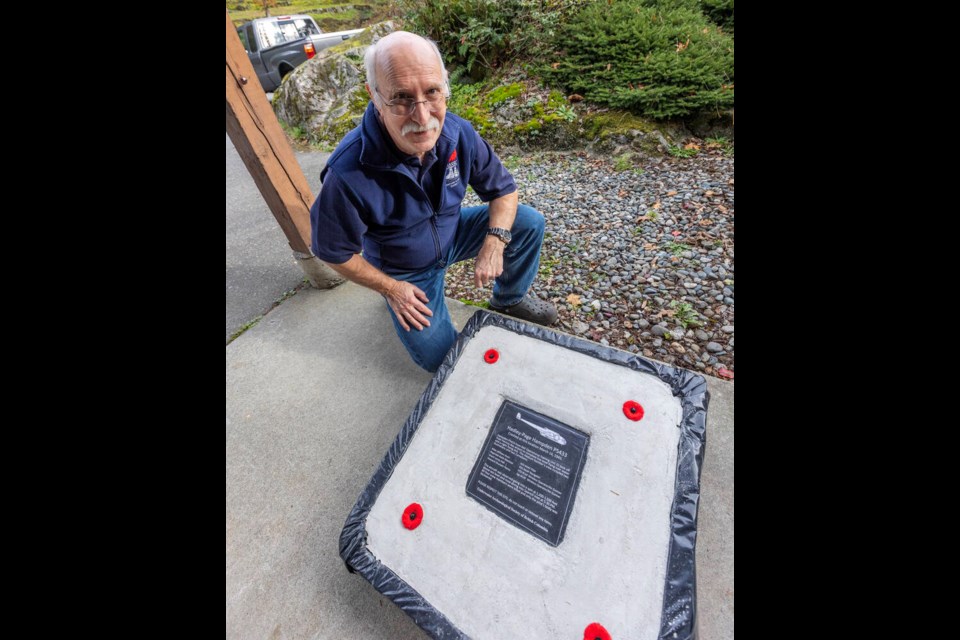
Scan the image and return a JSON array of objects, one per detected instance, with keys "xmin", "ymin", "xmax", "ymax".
[{"xmin": 273, "ymin": 21, "xmax": 395, "ymax": 144}]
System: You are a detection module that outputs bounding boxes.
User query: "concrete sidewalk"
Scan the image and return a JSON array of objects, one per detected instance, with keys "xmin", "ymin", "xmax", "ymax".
[
  {"xmin": 226, "ymin": 283, "xmax": 733, "ymax": 639},
  {"xmin": 225, "ymin": 133, "xmax": 331, "ymax": 342}
]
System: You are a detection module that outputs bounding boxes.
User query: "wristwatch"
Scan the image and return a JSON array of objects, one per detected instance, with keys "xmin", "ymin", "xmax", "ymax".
[{"xmin": 487, "ymin": 227, "xmax": 512, "ymax": 246}]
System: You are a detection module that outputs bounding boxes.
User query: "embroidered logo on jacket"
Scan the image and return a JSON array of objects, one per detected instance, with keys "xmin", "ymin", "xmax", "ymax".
[{"xmin": 445, "ymin": 149, "xmax": 460, "ymax": 187}]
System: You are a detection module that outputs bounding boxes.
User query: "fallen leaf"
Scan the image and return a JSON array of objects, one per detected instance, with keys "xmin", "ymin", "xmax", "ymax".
[
  {"xmin": 717, "ymin": 205, "xmax": 728, "ymax": 213},
  {"xmin": 698, "ymin": 219, "xmax": 713, "ymax": 226},
  {"xmin": 683, "ymin": 142, "xmax": 701, "ymax": 150},
  {"xmin": 551, "ymin": 62, "xmax": 561, "ymax": 69},
  {"xmin": 566, "ymin": 293, "xmax": 582, "ymax": 306},
  {"xmin": 643, "ymin": 243, "xmax": 656, "ymax": 250},
  {"xmin": 652, "ymin": 201, "xmax": 662, "ymax": 209},
  {"xmin": 618, "ymin": 189, "xmax": 628, "ymax": 198},
  {"xmin": 671, "ymin": 230, "xmax": 682, "ymax": 237},
  {"xmin": 717, "ymin": 367, "xmax": 734, "ymax": 379},
  {"xmin": 666, "ymin": 190, "xmax": 678, "ymax": 196},
  {"xmin": 705, "ymin": 190, "xmax": 714, "ymax": 197}
]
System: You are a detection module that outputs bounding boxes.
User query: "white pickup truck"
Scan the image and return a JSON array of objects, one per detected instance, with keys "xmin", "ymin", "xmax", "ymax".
[{"xmin": 236, "ymin": 15, "xmax": 364, "ymax": 92}]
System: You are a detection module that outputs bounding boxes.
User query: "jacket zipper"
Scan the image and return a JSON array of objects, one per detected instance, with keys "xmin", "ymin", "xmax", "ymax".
[{"xmin": 394, "ymin": 169, "xmax": 444, "ymax": 266}]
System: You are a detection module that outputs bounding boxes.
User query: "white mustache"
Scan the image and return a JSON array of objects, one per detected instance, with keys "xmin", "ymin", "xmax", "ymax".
[{"xmin": 401, "ymin": 117, "xmax": 440, "ymax": 136}]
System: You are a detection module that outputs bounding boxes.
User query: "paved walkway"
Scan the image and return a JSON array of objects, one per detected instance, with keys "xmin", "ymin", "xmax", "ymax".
[{"xmin": 226, "ymin": 282, "xmax": 733, "ymax": 639}]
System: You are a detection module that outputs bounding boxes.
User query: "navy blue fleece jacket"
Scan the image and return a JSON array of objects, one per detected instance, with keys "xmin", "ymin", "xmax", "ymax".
[{"xmin": 310, "ymin": 102, "xmax": 517, "ymax": 275}]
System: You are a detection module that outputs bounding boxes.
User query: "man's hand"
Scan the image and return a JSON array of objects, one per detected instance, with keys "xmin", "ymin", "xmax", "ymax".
[
  {"xmin": 474, "ymin": 235, "xmax": 505, "ymax": 288},
  {"xmin": 385, "ymin": 280, "xmax": 433, "ymax": 331}
]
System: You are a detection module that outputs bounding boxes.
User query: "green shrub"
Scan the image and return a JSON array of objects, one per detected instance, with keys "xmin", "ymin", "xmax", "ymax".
[
  {"xmin": 400, "ymin": 0, "xmax": 589, "ymax": 80},
  {"xmin": 545, "ymin": 0, "xmax": 734, "ymax": 120},
  {"xmin": 702, "ymin": 0, "xmax": 734, "ymax": 36}
]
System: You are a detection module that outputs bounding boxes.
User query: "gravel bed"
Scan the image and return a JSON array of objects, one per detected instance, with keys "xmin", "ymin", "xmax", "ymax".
[{"xmin": 445, "ymin": 146, "xmax": 734, "ymax": 380}]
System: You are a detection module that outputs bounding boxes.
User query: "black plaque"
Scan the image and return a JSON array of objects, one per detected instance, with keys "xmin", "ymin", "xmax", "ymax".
[{"xmin": 466, "ymin": 400, "xmax": 589, "ymax": 546}]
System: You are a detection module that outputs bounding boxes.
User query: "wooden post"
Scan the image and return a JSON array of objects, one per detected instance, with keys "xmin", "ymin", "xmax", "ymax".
[{"xmin": 225, "ymin": 10, "xmax": 343, "ymax": 289}]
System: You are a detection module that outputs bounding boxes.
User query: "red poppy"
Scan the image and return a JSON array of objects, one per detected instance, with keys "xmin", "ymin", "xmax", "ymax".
[
  {"xmin": 449, "ymin": 149, "xmax": 458, "ymax": 162},
  {"xmin": 622, "ymin": 400, "xmax": 644, "ymax": 421},
  {"xmin": 484, "ymin": 349, "xmax": 499, "ymax": 364},
  {"xmin": 584, "ymin": 622, "xmax": 611, "ymax": 640},
  {"xmin": 402, "ymin": 503, "xmax": 423, "ymax": 530}
]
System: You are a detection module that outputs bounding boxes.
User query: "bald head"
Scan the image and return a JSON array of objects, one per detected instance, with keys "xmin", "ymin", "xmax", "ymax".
[{"xmin": 364, "ymin": 31, "xmax": 449, "ymax": 97}]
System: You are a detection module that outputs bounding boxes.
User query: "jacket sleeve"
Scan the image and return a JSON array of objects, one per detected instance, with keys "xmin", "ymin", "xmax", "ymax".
[
  {"xmin": 310, "ymin": 168, "xmax": 367, "ymax": 265},
  {"xmin": 468, "ymin": 130, "xmax": 517, "ymax": 202}
]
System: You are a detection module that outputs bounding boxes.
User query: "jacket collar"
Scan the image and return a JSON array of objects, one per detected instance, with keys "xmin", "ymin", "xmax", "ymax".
[{"xmin": 358, "ymin": 101, "xmax": 461, "ymax": 171}]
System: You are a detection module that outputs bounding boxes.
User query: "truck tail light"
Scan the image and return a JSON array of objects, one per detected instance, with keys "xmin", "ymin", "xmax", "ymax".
[{"xmin": 304, "ymin": 42, "xmax": 316, "ymax": 59}]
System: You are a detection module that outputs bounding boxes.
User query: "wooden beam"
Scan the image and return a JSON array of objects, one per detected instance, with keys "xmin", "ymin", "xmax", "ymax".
[{"xmin": 225, "ymin": 10, "xmax": 342, "ymax": 288}]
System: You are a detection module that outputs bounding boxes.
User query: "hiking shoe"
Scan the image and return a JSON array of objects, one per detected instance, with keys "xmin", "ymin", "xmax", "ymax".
[{"xmin": 489, "ymin": 294, "xmax": 558, "ymax": 326}]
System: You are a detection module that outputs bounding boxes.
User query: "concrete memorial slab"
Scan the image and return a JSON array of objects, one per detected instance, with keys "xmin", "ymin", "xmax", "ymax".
[{"xmin": 340, "ymin": 311, "xmax": 709, "ymax": 639}]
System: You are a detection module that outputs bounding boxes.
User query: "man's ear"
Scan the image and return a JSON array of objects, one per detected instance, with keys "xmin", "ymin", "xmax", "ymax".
[{"xmin": 365, "ymin": 83, "xmax": 374, "ymax": 102}]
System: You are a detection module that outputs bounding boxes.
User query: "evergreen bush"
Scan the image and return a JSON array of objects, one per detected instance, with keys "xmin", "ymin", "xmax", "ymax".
[
  {"xmin": 545, "ymin": 0, "xmax": 734, "ymax": 119},
  {"xmin": 702, "ymin": 0, "xmax": 734, "ymax": 36},
  {"xmin": 400, "ymin": 0, "xmax": 589, "ymax": 80}
]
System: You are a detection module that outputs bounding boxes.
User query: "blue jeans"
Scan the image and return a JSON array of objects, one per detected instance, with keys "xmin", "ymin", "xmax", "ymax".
[{"xmin": 386, "ymin": 204, "xmax": 545, "ymax": 372}]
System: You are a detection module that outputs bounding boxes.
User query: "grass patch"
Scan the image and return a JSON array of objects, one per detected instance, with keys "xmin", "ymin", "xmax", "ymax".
[
  {"xmin": 613, "ymin": 153, "xmax": 633, "ymax": 172},
  {"xmin": 669, "ymin": 145, "xmax": 699, "ymax": 158},
  {"xmin": 502, "ymin": 154, "xmax": 523, "ymax": 170},
  {"xmin": 227, "ymin": 1, "xmax": 386, "ymax": 30},
  {"xmin": 538, "ymin": 256, "xmax": 561, "ymax": 278}
]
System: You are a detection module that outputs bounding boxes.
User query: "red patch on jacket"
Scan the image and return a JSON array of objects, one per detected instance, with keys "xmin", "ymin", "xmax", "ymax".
[{"xmin": 449, "ymin": 149, "xmax": 457, "ymax": 162}]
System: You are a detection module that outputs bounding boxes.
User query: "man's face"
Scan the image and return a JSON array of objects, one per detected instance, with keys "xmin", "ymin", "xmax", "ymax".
[{"xmin": 368, "ymin": 42, "xmax": 447, "ymax": 159}]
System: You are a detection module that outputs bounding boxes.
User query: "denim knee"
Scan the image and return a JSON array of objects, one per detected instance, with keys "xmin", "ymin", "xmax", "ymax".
[{"xmin": 514, "ymin": 204, "xmax": 545, "ymax": 236}]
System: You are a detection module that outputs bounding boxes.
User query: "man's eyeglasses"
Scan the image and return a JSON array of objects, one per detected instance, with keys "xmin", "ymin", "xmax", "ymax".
[{"xmin": 375, "ymin": 88, "xmax": 446, "ymax": 117}]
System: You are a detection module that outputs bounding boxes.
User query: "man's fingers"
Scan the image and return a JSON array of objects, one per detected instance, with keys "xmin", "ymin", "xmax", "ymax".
[
  {"xmin": 413, "ymin": 288, "xmax": 430, "ymax": 304},
  {"xmin": 407, "ymin": 309, "xmax": 430, "ymax": 329},
  {"xmin": 389, "ymin": 282, "xmax": 434, "ymax": 329},
  {"xmin": 411, "ymin": 293, "xmax": 434, "ymax": 317}
]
